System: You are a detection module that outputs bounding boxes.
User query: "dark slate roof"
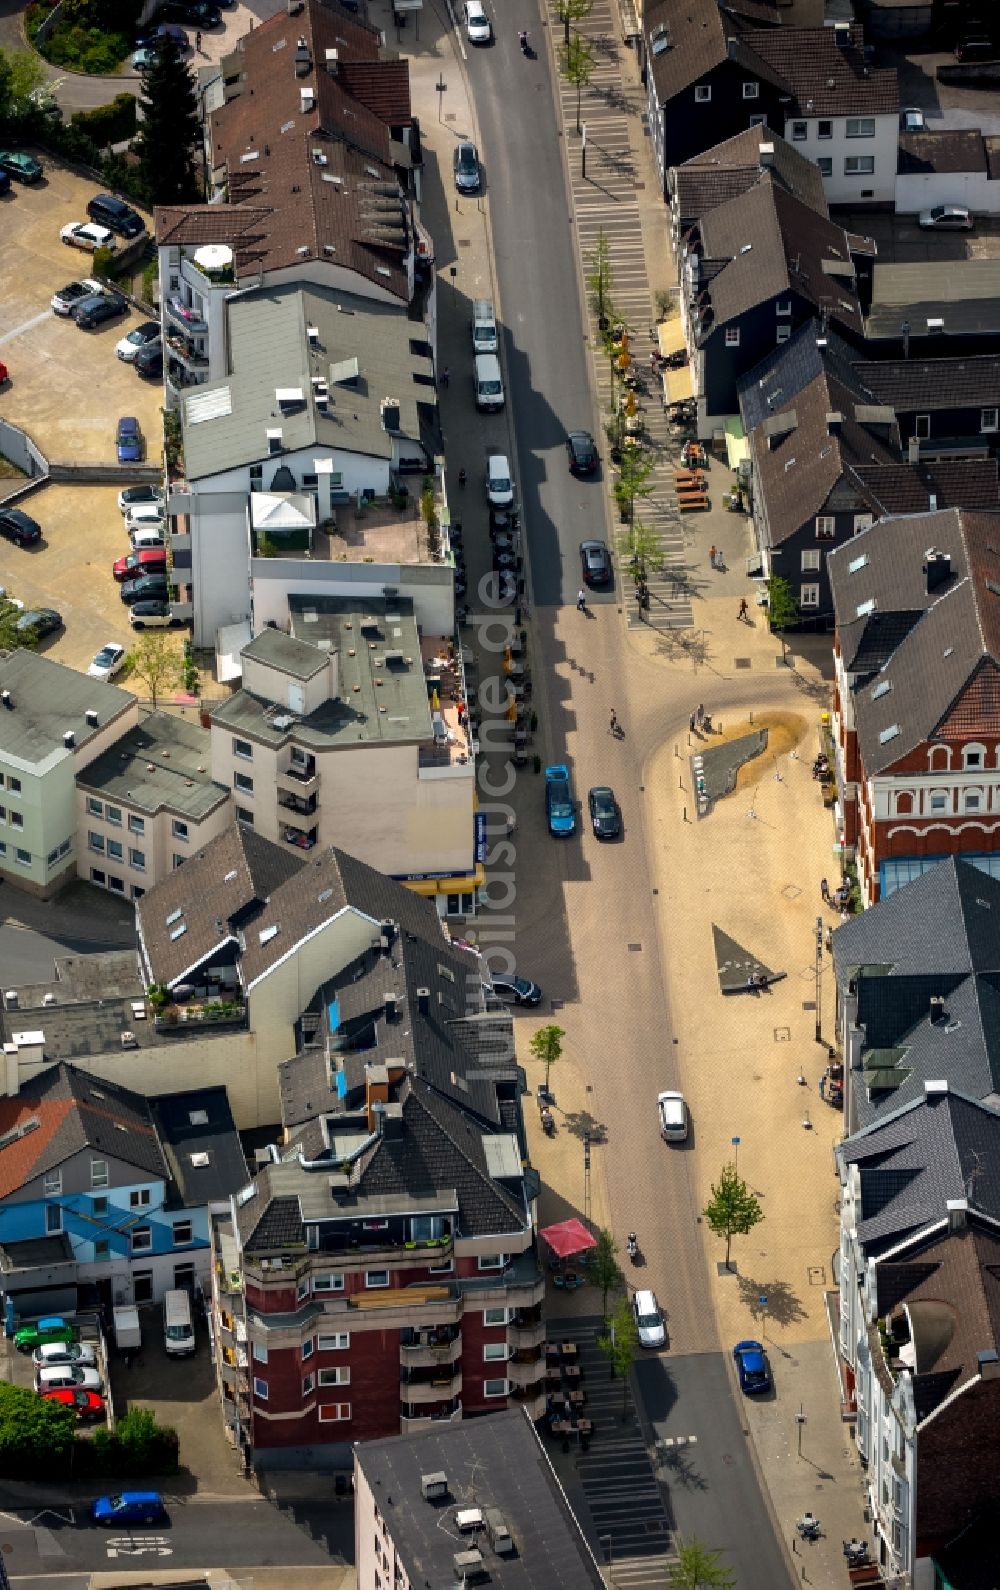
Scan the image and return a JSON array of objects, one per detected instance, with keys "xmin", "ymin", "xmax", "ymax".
[
  {"xmin": 897, "ymin": 129, "xmax": 987, "ymax": 176},
  {"xmin": 149, "ymin": 1087, "xmax": 249, "ymax": 1207},
  {"xmin": 838, "ymin": 1083, "xmax": 1000, "ymax": 1256},
  {"xmin": 833, "ymin": 860, "xmax": 1000, "ymax": 982},
  {"xmin": 827, "ymin": 508, "xmax": 1000, "ymax": 774},
  {"xmin": 738, "ymin": 320, "xmax": 862, "ymax": 433},
  {"xmin": 671, "ymin": 124, "xmax": 828, "ymax": 223},
  {"xmin": 851, "ymin": 355, "xmax": 1000, "ymax": 414},
  {"xmin": 748, "ymin": 22, "xmax": 898, "ymax": 118},
  {"xmin": 355, "ymin": 1409, "xmax": 606, "ymax": 1589},
  {"xmin": 0, "ymin": 1063, "xmax": 167, "ymax": 1199}
]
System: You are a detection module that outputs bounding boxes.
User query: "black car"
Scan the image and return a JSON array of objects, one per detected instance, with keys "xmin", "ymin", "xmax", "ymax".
[
  {"xmin": 72, "ymin": 293, "xmax": 127, "ymax": 330},
  {"xmin": 580, "ymin": 539, "xmax": 612, "ymax": 585},
  {"xmin": 134, "ymin": 343, "xmax": 164, "ymax": 379},
  {"xmin": 121, "ymin": 573, "xmax": 169, "ymax": 605},
  {"xmin": 86, "ymin": 194, "xmax": 145, "ymax": 239},
  {"xmin": 0, "ymin": 508, "xmax": 42, "ymax": 547},
  {"xmin": 16, "ymin": 608, "xmax": 62, "ymax": 641},
  {"xmin": 489, "ymin": 973, "xmax": 543, "ymax": 1007},
  {"xmin": 567, "ymin": 430, "xmax": 599, "ymax": 474},
  {"xmin": 158, "ymin": 0, "xmax": 222, "ymax": 23},
  {"xmin": 588, "ymin": 785, "xmax": 621, "ymax": 839},
  {"xmin": 0, "ymin": 170, "xmax": 10, "ymax": 197}
]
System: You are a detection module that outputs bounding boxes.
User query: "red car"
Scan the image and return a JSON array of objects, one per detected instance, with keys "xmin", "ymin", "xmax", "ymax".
[
  {"xmin": 114, "ymin": 547, "xmax": 167, "ymax": 582},
  {"xmin": 0, "ymin": 362, "xmax": 9, "ymax": 385},
  {"xmin": 41, "ymin": 1387, "xmax": 104, "ymax": 1421}
]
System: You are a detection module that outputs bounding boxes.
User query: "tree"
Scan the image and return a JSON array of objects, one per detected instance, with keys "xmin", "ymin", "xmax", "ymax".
[
  {"xmin": 529, "ymin": 1023, "xmax": 564, "ymax": 1095},
  {"xmin": 766, "ymin": 573, "xmax": 798, "ymax": 662},
  {"xmin": 0, "ymin": 51, "xmax": 12, "ymax": 123},
  {"xmin": 668, "ymin": 1537, "xmax": 737, "ymax": 1590},
  {"xmin": 588, "ymin": 1227, "xmax": 623, "ymax": 1321},
  {"xmin": 1, "ymin": 47, "xmax": 47, "ymax": 116},
  {"xmin": 613, "ymin": 441, "xmax": 655, "ymax": 525},
  {"xmin": 134, "ymin": 35, "xmax": 201, "ymax": 205},
  {"xmin": 617, "ymin": 518, "xmax": 663, "ymax": 586},
  {"xmin": 0, "ymin": 598, "xmax": 35, "ymax": 654},
  {"xmin": 556, "ymin": 0, "xmax": 593, "ymax": 47},
  {"xmin": 597, "ymin": 1296, "xmax": 638, "ymax": 1416},
  {"xmin": 126, "ymin": 630, "xmax": 183, "ymax": 707},
  {"xmin": 0, "ymin": 1381, "xmax": 76, "ymax": 1478},
  {"xmin": 702, "ymin": 1162, "xmax": 763, "ymax": 1273},
  {"xmin": 559, "ymin": 34, "xmax": 595, "ymax": 134},
  {"xmin": 586, "ymin": 227, "xmax": 615, "ymax": 328}
]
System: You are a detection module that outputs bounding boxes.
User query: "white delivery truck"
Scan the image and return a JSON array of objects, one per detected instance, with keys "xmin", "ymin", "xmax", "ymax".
[{"xmin": 113, "ymin": 1305, "xmax": 142, "ymax": 1352}]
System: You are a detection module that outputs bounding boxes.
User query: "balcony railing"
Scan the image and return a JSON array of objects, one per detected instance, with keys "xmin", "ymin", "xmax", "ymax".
[
  {"xmin": 400, "ymin": 1399, "xmax": 462, "ymax": 1432},
  {"xmin": 400, "ymin": 1332, "xmax": 462, "ymax": 1368},
  {"xmin": 166, "ymin": 297, "xmax": 208, "ymax": 335},
  {"xmin": 278, "ymin": 764, "xmax": 319, "ymax": 795},
  {"xmin": 166, "ymin": 332, "xmax": 209, "ymax": 371},
  {"xmin": 154, "ymin": 995, "xmax": 247, "ymax": 1032},
  {"xmin": 400, "ymin": 1370, "xmax": 462, "ymax": 1403},
  {"xmin": 278, "ymin": 790, "xmax": 318, "ymax": 817},
  {"xmin": 507, "ymin": 1320, "xmax": 545, "ymax": 1350},
  {"xmin": 506, "ymin": 1355, "xmax": 544, "ymax": 1389},
  {"xmin": 281, "ymin": 823, "xmax": 318, "ymax": 852}
]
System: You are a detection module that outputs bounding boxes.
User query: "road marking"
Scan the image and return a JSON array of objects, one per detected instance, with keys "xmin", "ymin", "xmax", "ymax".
[
  {"xmin": 105, "ymin": 1536, "xmax": 172, "ymax": 1557},
  {"xmin": 29, "ymin": 1510, "xmax": 74, "ymax": 1527},
  {"xmin": 0, "ymin": 312, "xmax": 51, "ymax": 346}
]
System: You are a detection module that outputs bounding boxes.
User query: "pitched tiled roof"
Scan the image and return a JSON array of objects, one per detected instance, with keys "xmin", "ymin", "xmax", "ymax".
[
  {"xmin": 644, "ymin": 0, "xmax": 785, "ymax": 104},
  {"xmin": 834, "ymin": 860, "xmax": 1000, "ymax": 985},
  {"xmin": 747, "ymin": 22, "xmax": 898, "ymax": 117},
  {"xmin": 671, "ymin": 124, "xmax": 828, "ymax": 224},
  {"xmin": 850, "ymin": 459, "xmax": 1000, "ymax": 517},
  {"xmin": 852, "ymin": 355, "xmax": 1000, "ymax": 414},
  {"xmin": 0, "ymin": 1063, "xmax": 167, "ymax": 1199},
  {"xmin": 897, "ymin": 129, "xmax": 987, "ymax": 176}
]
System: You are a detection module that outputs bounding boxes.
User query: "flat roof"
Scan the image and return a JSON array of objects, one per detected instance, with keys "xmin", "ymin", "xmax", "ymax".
[
  {"xmin": 868, "ymin": 260, "xmax": 1000, "ymax": 338},
  {"xmin": 76, "ymin": 711, "xmax": 230, "ymax": 820},
  {"xmin": 0, "ymin": 651, "xmax": 135, "ymax": 772}
]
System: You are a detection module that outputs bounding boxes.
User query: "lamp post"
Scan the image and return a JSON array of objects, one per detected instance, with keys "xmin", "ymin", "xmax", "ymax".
[
  {"xmin": 731, "ymin": 1135, "xmax": 740, "ymax": 1176},
  {"xmin": 814, "ymin": 915, "xmax": 823, "ymax": 1044},
  {"xmin": 581, "ymin": 122, "xmax": 587, "ymax": 180}
]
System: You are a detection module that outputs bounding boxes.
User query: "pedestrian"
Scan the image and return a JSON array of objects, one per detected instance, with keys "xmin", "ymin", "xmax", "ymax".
[
  {"xmin": 689, "ymin": 713, "xmax": 696, "ymax": 734},
  {"xmin": 696, "ymin": 703, "xmax": 704, "ymax": 726},
  {"xmin": 709, "ymin": 544, "xmax": 718, "ymax": 569},
  {"xmin": 738, "ymin": 597, "xmax": 749, "ymax": 621},
  {"xmin": 610, "ymin": 708, "xmax": 618, "ymax": 735},
  {"xmin": 577, "ymin": 589, "xmax": 587, "ymax": 611},
  {"xmin": 440, "ymin": 366, "xmax": 450, "ymax": 388},
  {"xmin": 820, "ymin": 877, "xmax": 830, "ymax": 903},
  {"xmin": 196, "ymin": 27, "xmax": 202, "ymax": 49}
]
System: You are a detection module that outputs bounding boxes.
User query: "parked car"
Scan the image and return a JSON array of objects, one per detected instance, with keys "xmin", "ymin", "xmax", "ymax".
[
  {"xmin": 118, "ymin": 484, "xmax": 164, "ymax": 513},
  {"xmin": 32, "ymin": 1342, "xmax": 97, "ymax": 1371},
  {"xmin": 0, "ymin": 150, "xmax": 43, "ymax": 182},
  {"xmin": 134, "ymin": 343, "xmax": 164, "ymax": 380},
  {"xmin": 464, "ymin": 0, "xmax": 492, "ymax": 43},
  {"xmin": 60, "ymin": 221, "xmax": 116, "ymax": 253},
  {"xmin": 114, "ymin": 548, "xmax": 167, "ymax": 582},
  {"xmin": 588, "ymin": 785, "xmax": 620, "ymax": 839},
  {"xmin": 919, "ymin": 204, "xmax": 973, "ymax": 230},
  {"xmin": 87, "ymin": 194, "xmax": 145, "ymax": 239},
  {"xmin": 453, "ymin": 140, "xmax": 481, "ymax": 193},
  {"xmin": 158, "ymin": 0, "xmax": 221, "ymax": 24},
  {"xmin": 51, "ymin": 277, "xmax": 103, "ymax": 316},
  {"xmin": 131, "ymin": 45, "xmax": 161, "ymax": 68},
  {"xmin": 35, "ymin": 1363, "xmax": 102, "ymax": 1393},
  {"xmin": 116, "ymin": 416, "xmax": 144, "ymax": 463},
  {"xmin": 0, "ymin": 361, "xmax": 7, "ymax": 384},
  {"xmin": 129, "ymin": 527, "xmax": 166, "ymax": 551},
  {"xmin": 567, "ymin": 429, "xmax": 599, "ymax": 474},
  {"xmin": 14, "ymin": 1316, "xmax": 74, "ymax": 1354},
  {"xmin": 88, "ymin": 642, "xmax": 127, "ymax": 681},
  {"xmin": 580, "ymin": 539, "xmax": 612, "ymax": 586},
  {"xmin": 73, "ymin": 294, "xmax": 127, "ymax": 330},
  {"xmin": 16, "ymin": 608, "xmax": 63, "ymax": 641},
  {"xmin": 0, "ymin": 508, "xmax": 42, "ymax": 547},
  {"xmin": 41, "ymin": 1387, "xmax": 105, "ymax": 1421},
  {"xmin": 486, "ymin": 454, "xmax": 514, "ymax": 507},
  {"xmin": 733, "ymin": 1339, "xmax": 772, "ymax": 1394},
  {"xmin": 92, "ymin": 1492, "xmax": 167, "ymax": 1526},
  {"xmin": 121, "ymin": 574, "xmax": 169, "ymax": 606},
  {"xmin": 125, "ymin": 502, "xmax": 166, "ymax": 531},
  {"xmin": 955, "ymin": 32, "xmax": 995, "ymax": 61},
  {"xmin": 633, "ymin": 1289, "xmax": 666, "ymax": 1348},
  {"xmin": 129, "ymin": 600, "xmax": 182, "ymax": 629},
  {"xmin": 116, "ymin": 321, "xmax": 161, "ymax": 362},
  {"xmin": 545, "ymin": 764, "xmax": 576, "ymax": 837},
  {"xmin": 489, "ymin": 972, "xmax": 542, "ymax": 1006},
  {"xmin": 657, "ymin": 1089, "xmax": 689, "ymax": 1142}
]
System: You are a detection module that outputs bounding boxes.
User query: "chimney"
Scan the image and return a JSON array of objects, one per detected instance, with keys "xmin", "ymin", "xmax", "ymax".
[
  {"xmin": 85, "ymin": 709, "xmax": 99, "ymax": 728},
  {"xmin": 417, "ymin": 987, "xmax": 430, "ymax": 1015},
  {"xmin": 923, "ymin": 549, "xmax": 951, "ymax": 594},
  {"xmin": 1, "ymin": 690, "xmax": 12, "ymax": 710},
  {"xmin": 977, "ymin": 1349, "xmax": 1000, "ymax": 1380},
  {"xmin": 325, "ymin": 47, "xmax": 339, "ymax": 75},
  {"xmin": 929, "ymin": 994, "xmax": 945, "ymax": 1023},
  {"xmin": 294, "ymin": 35, "xmax": 312, "ymax": 76},
  {"xmin": 380, "ymin": 1101, "xmax": 404, "ymax": 1139},
  {"xmin": 364, "ymin": 1062, "xmax": 390, "ymax": 1131},
  {"xmin": 63, "ymin": 730, "xmax": 75, "ymax": 749},
  {"xmin": 947, "ymin": 1198, "xmax": 968, "ymax": 1232},
  {"xmin": 908, "ymin": 435, "xmax": 920, "ymax": 465},
  {"xmin": 380, "ymin": 919, "xmax": 397, "ymax": 955},
  {"xmin": 924, "ymin": 1079, "xmax": 949, "ymax": 1098},
  {"xmin": 826, "ymin": 412, "xmax": 843, "ymax": 435},
  {"xmin": 834, "ymin": 21, "xmax": 850, "ymax": 49},
  {"xmin": 759, "ymin": 142, "xmax": 775, "ymax": 169}
]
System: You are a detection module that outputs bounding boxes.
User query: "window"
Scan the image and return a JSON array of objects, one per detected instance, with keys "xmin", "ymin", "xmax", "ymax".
[
  {"xmin": 235, "ymin": 806, "xmax": 254, "ymax": 827},
  {"xmin": 483, "ymin": 1343, "xmax": 509, "ymax": 1361},
  {"xmin": 854, "ymin": 514, "xmax": 874, "ymax": 534},
  {"xmin": 0, "ymin": 840, "xmax": 6, "ymax": 856},
  {"xmin": 318, "ymin": 1332, "xmax": 350, "ymax": 1352},
  {"xmin": 312, "ymin": 1274, "xmax": 345, "ymax": 1293},
  {"xmin": 742, "ymin": 81, "xmax": 759, "ymax": 99},
  {"xmin": 132, "ymin": 886, "xmax": 145, "ymax": 900},
  {"xmin": 129, "ymin": 848, "xmax": 145, "ymax": 871},
  {"xmin": 7, "ymin": 777, "xmax": 20, "ymax": 794},
  {"xmin": 107, "ymin": 876, "xmax": 124, "ymax": 897},
  {"xmin": 749, "ymin": 114, "xmax": 765, "ymax": 128},
  {"xmin": 318, "ymin": 1366, "xmax": 350, "ymax": 1386},
  {"xmin": 801, "ymin": 550, "xmax": 821, "ymax": 571},
  {"xmin": 694, "ymin": 84, "xmax": 711, "ymax": 103},
  {"xmin": 253, "ymin": 1342, "xmax": 268, "ymax": 1363},
  {"xmin": 10, "ymin": 811, "xmax": 22, "ymax": 829},
  {"xmin": 775, "ymin": 301, "xmax": 791, "ymax": 316},
  {"xmin": 90, "ymin": 868, "xmax": 105, "ymax": 886},
  {"xmin": 301, "ymin": 1337, "xmax": 315, "ymax": 1361},
  {"xmin": 173, "ymin": 1220, "xmax": 192, "ymax": 1246},
  {"xmin": 895, "ymin": 793, "xmax": 913, "ymax": 816},
  {"xmin": 846, "ymin": 117, "xmax": 876, "ymax": 138},
  {"xmin": 234, "ymin": 773, "xmax": 253, "ymax": 796},
  {"xmin": 131, "ymin": 1226, "xmax": 152, "ymax": 1253},
  {"xmin": 800, "ymin": 583, "xmax": 820, "ymax": 608},
  {"xmin": 94, "ymin": 1239, "xmax": 110, "ymax": 1260},
  {"xmin": 172, "ymin": 820, "xmax": 189, "ymax": 840},
  {"xmin": 253, "ymin": 1378, "xmax": 269, "ymax": 1401},
  {"xmin": 58, "ymin": 837, "xmax": 71, "ymax": 856},
  {"xmin": 233, "ymin": 738, "xmax": 253, "ymax": 760},
  {"xmin": 107, "ymin": 839, "xmax": 123, "ymax": 861},
  {"xmin": 302, "ymin": 1374, "xmax": 315, "ymax": 1396},
  {"xmin": 366, "ymin": 1270, "xmax": 390, "ymax": 1289},
  {"xmin": 965, "ymin": 792, "xmax": 982, "ymax": 811},
  {"xmin": 130, "ymin": 1188, "xmax": 151, "ymax": 1208},
  {"xmin": 106, "ymin": 806, "xmax": 122, "ymax": 826},
  {"xmin": 816, "ymin": 517, "xmax": 836, "ymax": 539},
  {"xmin": 930, "ymin": 792, "xmax": 948, "ymax": 811},
  {"xmin": 87, "ymin": 798, "xmax": 103, "ymax": 817},
  {"xmin": 318, "ymin": 1403, "xmax": 351, "ymax": 1423},
  {"xmin": 0, "ymin": 805, "xmax": 5, "ymax": 821},
  {"xmin": 776, "ymin": 326, "xmax": 791, "ymax": 344},
  {"xmin": 89, "ymin": 832, "xmax": 105, "ymax": 854},
  {"xmin": 817, "ymin": 119, "xmax": 832, "ymax": 139},
  {"xmin": 964, "ymin": 748, "xmax": 983, "ymax": 768},
  {"xmin": 981, "ymin": 408, "xmax": 998, "ymax": 433},
  {"xmin": 15, "ymin": 848, "xmax": 30, "ymax": 866},
  {"xmin": 249, "ymin": 464, "xmax": 263, "ymax": 489},
  {"xmin": 302, "ymin": 473, "xmax": 319, "ymax": 489},
  {"xmin": 92, "ymin": 1197, "xmax": 109, "ymax": 1217},
  {"xmin": 484, "ymin": 1308, "xmax": 511, "ymax": 1326},
  {"xmin": 173, "ymin": 854, "xmax": 186, "ymax": 869},
  {"xmin": 478, "ymin": 1254, "xmax": 507, "ymax": 1271},
  {"xmin": 91, "ymin": 1159, "xmax": 109, "ymax": 1189},
  {"xmin": 845, "ymin": 155, "xmax": 875, "ymax": 175},
  {"xmin": 484, "ymin": 1378, "xmax": 509, "ymax": 1398},
  {"xmin": 43, "ymin": 1170, "xmax": 63, "ymax": 1196},
  {"xmin": 45, "ymin": 1203, "xmax": 63, "ymax": 1234},
  {"xmin": 790, "ymin": 121, "xmax": 807, "ymax": 140},
  {"xmin": 817, "ymin": 157, "xmax": 832, "ymax": 177},
  {"xmin": 128, "ymin": 815, "xmax": 145, "ymax": 834},
  {"xmin": 725, "ymin": 327, "xmax": 740, "ymax": 347}
]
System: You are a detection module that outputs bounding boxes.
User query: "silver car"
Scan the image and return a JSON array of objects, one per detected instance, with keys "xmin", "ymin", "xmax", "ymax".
[{"xmin": 32, "ymin": 1341, "xmax": 97, "ymax": 1370}]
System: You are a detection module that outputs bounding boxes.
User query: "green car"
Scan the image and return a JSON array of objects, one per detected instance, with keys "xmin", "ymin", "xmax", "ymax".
[
  {"xmin": 13, "ymin": 1316, "xmax": 75, "ymax": 1354},
  {"xmin": 0, "ymin": 151, "xmax": 44, "ymax": 184}
]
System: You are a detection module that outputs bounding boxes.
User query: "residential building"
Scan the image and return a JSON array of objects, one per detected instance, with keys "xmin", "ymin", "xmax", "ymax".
[
  {"xmin": 211, "ymin": 921, "xmax": 541, "ymax": 1465},
  {"xmin": 0, "ymin": 1061, "xmax": 246, "ymax": 1317},
  {"xmin": 668, "ymin": 123, "xmax": 830, "ymax": 242},
  {"xmin": 835, "ymin": 1081, "xmax": 1000, "ymax": 1584},
  {"xmin": 679, "ymin": 173, "xmax": 869, "ymax": 423},
  {"xmin": 353, "ymin": 1409, "xmax": 606, "ymax": 1590},
  {"xmin": 896, "ymin": 128, "xmax": 1000, "ymax": 218},
  {"xmin": 210, "ymin": 597, "xmax": 480, "ymax": 903},
  {"xmin": 826, "ymin": 507, "xmax": 1000, "ymax": 902},
  {"xmin": 850, "ymin": 354, "xmax": 1000, "ymax": 457},
  {"xmin": 0, "ymin": 651, "xmax": 138, "ymax": 899},
  {"xmin": 75, "ymin": 712, "xmax": 231, "ymax": 902},
  {"xmin": 865, "ymin": 259, "xmax": 1000, "ymax": 356},
  {"xmin": 832, "ymin": 858, "xmax": 1000, "ymax": 1138},
  {"xmin": 739, "ymin": 323, "xmax": 999, "ymax": 624}
]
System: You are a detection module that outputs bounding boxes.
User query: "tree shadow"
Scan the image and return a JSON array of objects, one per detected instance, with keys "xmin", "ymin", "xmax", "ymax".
[
  {"xmin": 656, "ymin": 1443, "xmax": 709, "ymax": 1492},
  {"xmin": 589, "ymin": 81, "xmax": 639, "ymax": 115},
  {"xmin": 560, "ymin": 1108, "xmax": 608, "ymax": 1144},
  {"xmin": 736, "ymin": 1275, "xmax": 808, "ymax": 1331}
]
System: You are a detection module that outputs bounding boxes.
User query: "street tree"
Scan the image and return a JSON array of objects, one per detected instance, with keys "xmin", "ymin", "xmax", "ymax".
[
  {"xmin": 559, "ymin": 34, "xmax": 595, "ymax": 135},
  {"xmin": 766, "ymin": 573, "xmax": 798, "ymax": 662},
  {"xmin": 588, "ymin": 1227, "xmax": 623, "ymax": 1320},
  {"xmin": 528, "ymin": 1024, "xmax": 564, "ymax": 1095},
  {"xmin": 586, "ymin": 227, "xmax": 615, "ymax": 328},
  {"xmin": 556, "ymin": 0, "xmax": 593, "ymax": 44},
  {"xmin": 613, "ymin": 441, "xmax": 655, "ymax": 525},
  {"xmin": 126, "ymin": 631, "xmax": 183, "ymax": 708},
  {"xmin": 135, "ymin": 35, "xmax": 201, "ymax": 205},
  {"xmin": 703, "ymin": 1162, "xmax": 763, "ymax": 1273},
  {"xmin": 617, "ymin": 517, "xmax": 663, "ymax": 585},
  {"xmin": 668, "ymin": 1537, "xmax": 737, "ymax": 1589},
  {"xmin": 597, "ymin": 1296, "xmax": 639, "ymax": 1416}
]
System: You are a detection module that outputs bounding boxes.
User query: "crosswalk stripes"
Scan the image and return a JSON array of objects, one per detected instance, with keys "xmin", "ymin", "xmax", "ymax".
[
  {"xmin": 545, "ymin": 1324, "xmax": 674, "ymax": 1588},
  {"xmin": 544, "ymin": 0, "xmax": 694, "ymax": 628}
]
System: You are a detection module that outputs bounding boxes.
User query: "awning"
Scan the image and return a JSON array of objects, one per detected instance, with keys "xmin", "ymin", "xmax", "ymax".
[
  {"xmin": 664, "ymin": 364, "xmax": 694, "ymax": 404},
  {"xmin": 724, "ymin": 416, "xmax": 749, "ymax": 472},
  {"xmin": 216, "ymin": 620, "xmax": 252, "ymax": 683},
  {"xmin": 401, "ymin": 867, "xmax": 484, "ymax": 898},
  {"xmin": 539, "ymin": 1217, "xmax": 597, "ymax": 1260},
  {"xmin": 657, "ymin": 318, "xmax": 686, "ymax": 357}
]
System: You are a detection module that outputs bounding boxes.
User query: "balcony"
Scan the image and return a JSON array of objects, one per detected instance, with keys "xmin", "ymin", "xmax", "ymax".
[
  {"xmin": 400, "ymin": 1398, "xmax": 462, "ymax": 1433},
  {"xmin": 348, "ymin": 1283, "xmax": 461, "ymax": 1327},
  {"xmin": 508, "ymin": 1384, "xmax": 546, "ymax": 1419},
  {"xmin": 165, "ymin": 331, "xmax": 209, "ymax": 372},
  {"xmin": 400, "ymin": 1369, "xmax": 462, "ymax": 1404},
  {"xmin": 506, "ymin": 1353, "xmax": 544, "ymax": 1390},
  {"xmin": 278, "ymin": 763, "xmax": 319, "ymax": 797},
  {"xmin": 166, "ymin": 296, "xmax": 208, "ymax": 336},
  {"xmin": 508, "ymin": 1310, "xmax": 545, "ymax": 1350},
  {"xmin": 281, "ymin": 821, "xmax": 318, "ymax": 852},
  {"xmin": 153, "ymin": 991, "xmax": 248, "ymax": 1032},
  {"xmin": 399, "ymin": 1331, "xmax": 462, "ymax": 1369},
  {"xmin": 278, "ymin": 789, "xmax": 318, "ymax": 817}
]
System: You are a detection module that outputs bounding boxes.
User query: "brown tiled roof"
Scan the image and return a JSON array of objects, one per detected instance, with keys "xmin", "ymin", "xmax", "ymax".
[
  {"xmin": 747, "ymin": 22, "xmax": 898, "ymax": 117},
  {"xmin": 898, "ymin": 129, "xmax": 987, "ymax": 176},
  {"xmin": 853, "ymin": 356, "xmax": 1000, "ymax": 414},
  {"xmin": 155, "ymin": 206, "xmax": 273, "ymax": 248},
  {"xmin": 850, "ymin": 458, "xmax": 1000, "ymax": 517},
  {"xmin": 337, "ymin": 59, "xmax": 411, "ymax": 125},
  {"xmin": 644, "ymin": 0, "xmax": 782, "ymax": 104},
  {"xmin": 671, "ymin": 124, "xmax": 828, "ymax": 223}
]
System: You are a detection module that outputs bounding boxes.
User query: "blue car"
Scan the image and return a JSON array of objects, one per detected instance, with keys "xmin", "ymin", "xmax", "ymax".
[
  {"xmin": 92, "ymin": 1491, "xmax": 168, "ymax": 1525},
  {"xmin": 116, "ymin": 416, "xmax": 144, "ymax": 463},
  {"xmin": 733, "ymin": 1339, "xmax": 771, "ymax": 1394},
  {"xmin": 545, "ymin": 764, "xmax": 576, "ymax": 837}
]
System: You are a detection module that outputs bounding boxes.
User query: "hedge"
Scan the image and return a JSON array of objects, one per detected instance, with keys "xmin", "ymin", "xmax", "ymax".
[
  {"xmin": 71, "ymin": 92, "xmax": 136, "ymax": 148},
  {"xmin": 0, "ymin": 1384, "xmax": 179, "ymax": 1480},
  {"xmin": 0, "ymin": 105, "xmax": 149, "ymax": 204}
]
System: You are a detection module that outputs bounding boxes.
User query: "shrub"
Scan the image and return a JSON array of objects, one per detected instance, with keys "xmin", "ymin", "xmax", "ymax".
[
  {"xmin": 71, "ymin": 91, "xmax": 136, "ymax": 148},
  {"xmin": 0, "ymin": 1383, "xmax": 75, "ymax": 1479}
]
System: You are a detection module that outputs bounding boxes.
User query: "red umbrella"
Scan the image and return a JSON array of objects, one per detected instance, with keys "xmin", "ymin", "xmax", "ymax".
[{"xmin": 539, "ymin": 1217, "xmax": 597, "ymax": 1260}]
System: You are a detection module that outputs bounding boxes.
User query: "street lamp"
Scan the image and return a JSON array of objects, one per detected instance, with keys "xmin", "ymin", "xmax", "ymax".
[{"xmin": 731, "ymin": 1135, "xmax": 740, "ymax": 1176}]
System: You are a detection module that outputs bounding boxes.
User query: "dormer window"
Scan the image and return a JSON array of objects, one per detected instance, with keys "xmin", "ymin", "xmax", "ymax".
[{"xmin": 742, "ymin": 81, "xmax": 759, "ymax": 100}]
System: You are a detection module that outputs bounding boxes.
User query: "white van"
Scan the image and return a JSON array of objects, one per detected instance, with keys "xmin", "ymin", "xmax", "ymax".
[
  {"xmin": 125, "ymin": 503, "xmax": 166, "ymax": 532},
  {"xmin": 163, "ymin": 1289, "xmax": 196, "ymax": 1357},
  {"xmin": 486, "ymin": 454, "xmax": 514, "ymax": 507},
  {"xmin": 474, "ymin": 353, "xmax": 504, "ymax": 413},
  {"xmin": 471, "ymin": 298, "xmax": 498, "ymax": 354}
]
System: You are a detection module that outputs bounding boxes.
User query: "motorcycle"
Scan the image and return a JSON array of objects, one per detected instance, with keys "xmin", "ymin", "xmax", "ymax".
[
  {"xmin": 519, "ymin": 30, "xmax": 532, "ymax": 55},
  {"xmin": 627, "ymin": 1232, "xmax": 639, "ymax": 1263}
]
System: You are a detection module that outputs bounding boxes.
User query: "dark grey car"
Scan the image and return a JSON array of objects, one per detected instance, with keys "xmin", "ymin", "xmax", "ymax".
[{"xmin": 453, "ymin": 140, "xmax": 481, "ymax": 193}]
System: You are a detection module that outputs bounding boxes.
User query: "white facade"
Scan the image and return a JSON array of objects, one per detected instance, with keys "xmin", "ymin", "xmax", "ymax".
[
  {"xmin": 896, "ymin": 166, "xmax": 1000, "ymax": 217},
  {"xmin": 781, "ymin": 112, "xmax": 898, "ymax": 205}
]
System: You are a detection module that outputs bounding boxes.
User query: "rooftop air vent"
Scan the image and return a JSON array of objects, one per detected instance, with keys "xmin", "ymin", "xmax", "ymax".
[
  {"xmin": 421, "ymin": 1472, "xmax": 449, "ymax": 1501},
  {"xmin": 85, "ymin": 709, "xmax": 99, "ymax": 727}
]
